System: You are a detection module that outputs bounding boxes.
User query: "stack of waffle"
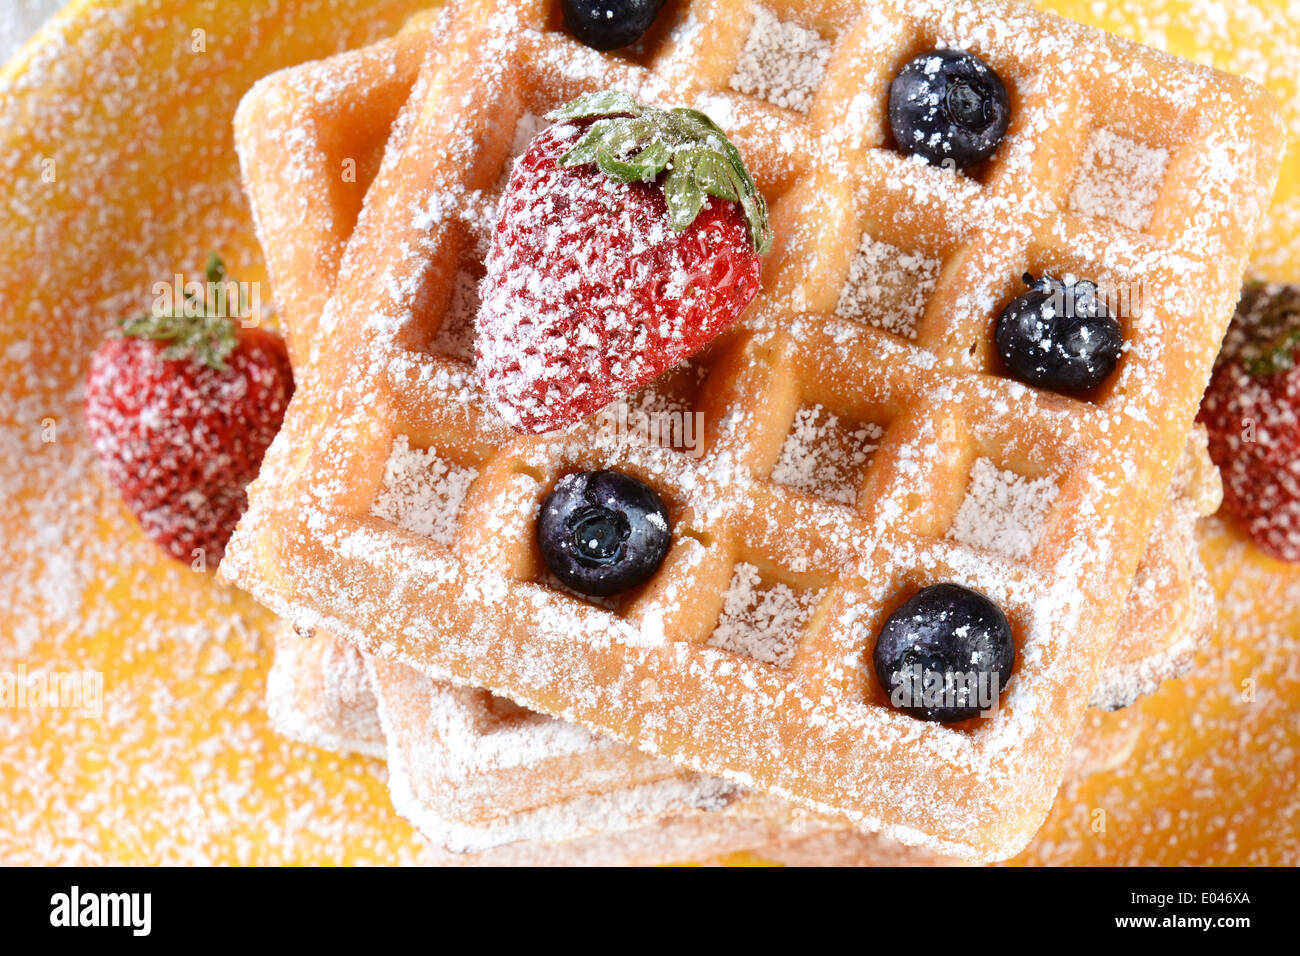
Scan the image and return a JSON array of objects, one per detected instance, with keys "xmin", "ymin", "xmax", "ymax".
[{"xmin": 220, "ymin": 0, "xmax": 1282, "ymax": 863}]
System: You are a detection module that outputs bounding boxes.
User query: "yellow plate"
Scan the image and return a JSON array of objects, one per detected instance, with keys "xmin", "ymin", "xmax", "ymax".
[{"xmin": 0, "ymin": 0, "xmax": 1295, "ymax": 865}]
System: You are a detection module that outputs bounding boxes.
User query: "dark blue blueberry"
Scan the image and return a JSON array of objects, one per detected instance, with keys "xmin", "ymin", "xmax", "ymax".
[
  {"xmin": 538, "ymin": 469, "xmax": 671, "ymax": 597},
  {"xmin": 561, "ymin": 0, "xmax": 668, "ymax": 51},
  {"xmin": 995, "ymin": 273, "xmax": 1124, "ymax": 392},
  {"xmin": 873, "ymin": 583, "xmax": 1014, "ymax": 723},
  {"xmin": 888, "ymin": 49, "xmax": 1010, "ymax": 170}
]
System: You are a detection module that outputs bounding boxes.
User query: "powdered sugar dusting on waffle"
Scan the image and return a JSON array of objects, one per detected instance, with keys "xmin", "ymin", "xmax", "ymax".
[
  {"xmin": 510, "ymin": 111, "xmax": 547, "ymax": 160},
  {"xmin": 427, "ymin": 683, "xmax": 604, "ymax": 770},
  {"xmin": 949, "ymin": 459, "xmax": 1060, "ymax": 562},
  {"xmin": 771, "ymin": 404, "xmax": 883, "ymax": 506},
  {"xmin": 219, "ymin": 0, "xmax": 1287, "ymax": 862},
  {"xmin": 1087, "ymin": 431, "xmax": 1220, "ymax": 709},
  {"xmin": 416, "ymin": 810, "xmax": 783, "ymax": 865},
  {"xmin": 586, "ymin": 358, "xmax": 708, "ymax": 458},
  {"xmin": 369, "ymin": 658, "xmax": 746, "ymax": 853},
  {"xmin": 707, "ymin": 563, "xmax": 823, "ymax": 668},
  {"xmin": 729, "ymin": 5, "xmax": 832, "ymax": 114},
  {"xmin": 266, "ymin": 628, "xmax": 387, "ymax": 759},
  {"xmin": 1084, "ymin": 0, "xmax": 1298, "ymax": 278},
  {"xmin": 369, "ymin": 435, "xmax": 477, "ymax": 546},
  {"xmin": 1068, "ymin": 128, "xmax": 1170, "ymax": 232},
  {"xmin": 431, "ymin": 270, "xmax": 480, "ymax": 362},
  {"xmin": 834, "ymin": 233, "xmax": 940, "ymax": 339}
]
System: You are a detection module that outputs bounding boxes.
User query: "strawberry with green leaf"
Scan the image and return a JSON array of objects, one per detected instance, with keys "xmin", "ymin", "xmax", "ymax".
[
  {"xmin": 85, "ymin": 254, "xmax": 293, "ymax": 564},
  {"xmin": 477, "ymin": 91, "xmax": 772, "ymax": 434},
  {"xmin": 1199, "ymin": 283, "xmax": 1300, "ymax": 561}
]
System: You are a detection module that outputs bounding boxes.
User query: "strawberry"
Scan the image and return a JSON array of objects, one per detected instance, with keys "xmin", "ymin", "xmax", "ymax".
[
  {"xmin": 84, "ymin": 254, "xmax": 293, "ymax": 565},
  {"xmin": 477, "ymin": 91, "xmax": 772, "ymax": 434},
  {"xmin": 1198, "ymin": 283, "xmax": 1300, "ymax": 561}
]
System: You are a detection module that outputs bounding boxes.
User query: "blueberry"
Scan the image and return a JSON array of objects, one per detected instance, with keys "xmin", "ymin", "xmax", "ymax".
[
  {"xmin": 888, "ymin": 49, "xmax": 1010, "ymax": 170},
  {"xmin": 995, "ymin": 273, "xmax": 1124, "ymax": 392},
  {"xmin": 873, "ymin": 583, "xmax": 1014, "ymax": 723},
  {"xmin": 561, "ymin": 0, "xmax": 667, "ymax": 51},
  {"xmin": 538, "ymin": 469, "xmax": 671, "ymax": 597}
]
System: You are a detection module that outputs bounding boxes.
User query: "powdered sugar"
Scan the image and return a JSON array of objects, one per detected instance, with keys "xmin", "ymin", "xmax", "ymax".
[
  {"xmin": 369, "ymin": 436, "xmax": 477, "ymax": 546},
  {"xmin": 431, "ymin": 270, "xmax": 479, "ymax": 363},
  {"xmin": 948, "ymin": 458, "xmax": 1060, "ymax": 562},
  {"xmin": 1017, "ymin": 518, "xmax": 1300, "ymax": 866},
  {"xmin": 729, "ymin": 5, "xmax": 832, "ymax": 114},
  {"xmin": 771, "ymin": 404, "xmax": 884, "ymax": 506},
  {"xmin": 0, "ymin": 0, "xmax": 1291, "ymax": 868},
  {"xmin": 0, "ymin": 0, "xmax": 465, "ymax": 865},
  {"xmin": 707, "ymin": 563, "xmax": 824, "ymax": 668},
  {"xmin": 218, "ymin": 0, "xmax": 1286, "ymax": 863},
  {"xmin": 1067, "ymin": 128, "xmax": 1170, "ymax": 232},
  {"xmin": 266, "ymin": 627, "xmax": 387, "ymax": 759},
  {"xmin": 509, "ymin": 111, "xmax": 547, "ymax": 161},
  {"xmin": 369, "ymin": 657, "xmax": 745, "ymax": 853},
  {"xmin": 834, "ymin": 233, "xmax": 939, "ymax": 340},
  {"xmin": 1080, "ymin": 0, "xmax": 1298, "ymax": 277}
]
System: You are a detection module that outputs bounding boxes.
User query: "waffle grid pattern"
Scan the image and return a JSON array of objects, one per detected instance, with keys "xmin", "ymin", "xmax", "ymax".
[
  {"xmin": 236, "ymin": 23, "xmax": 782, "ymax": 853},
  {"xmin": 223, "ymin": 0, "xmax": 1282, "ymax": 858},
  {"xmin": 242, "ymin": 16, "xmax": 1217, "ymax": 860}
]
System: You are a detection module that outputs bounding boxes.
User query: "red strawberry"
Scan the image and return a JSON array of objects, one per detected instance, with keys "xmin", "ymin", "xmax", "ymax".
[
  {"xmin": 1198, "ymin": 283, "xmax": 1300, "ymax": 561},
  {"xmin": 84, "ymin": 254, "xmax": 293, "ymax": 565},
  {"xmin": 477, "ymin": 91, "xmax": 772, "ymax": 434}
]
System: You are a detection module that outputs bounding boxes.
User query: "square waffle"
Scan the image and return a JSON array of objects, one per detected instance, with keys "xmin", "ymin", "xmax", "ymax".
[
  {"xmin": 239, "ymin": 15, "xmax": 1219, "ymax": 860},
  {"xmin": 221, "ymin": 0, "xmax": 1282, "ymax": 859}
]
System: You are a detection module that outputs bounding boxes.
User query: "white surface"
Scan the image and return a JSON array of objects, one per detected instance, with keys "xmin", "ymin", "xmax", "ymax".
[{"xmin": 0, "ymin": 0, "xmax": 66, "ymax": 67}]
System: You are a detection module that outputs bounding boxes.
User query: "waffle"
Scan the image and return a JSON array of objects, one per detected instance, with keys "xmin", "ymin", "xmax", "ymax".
[
  {"xmin": 262, "ymin": 469, "xmax": 1211, "ymax": 864},
  {"xmin": 281, "ymin": 456, "xmax": 1190, "ymax": 859},
  {"xmin": 1089, "ymin": 425, "xmax": 1222, "ymax": 709},
  {"xmin": 267, "ymin": 437, "xmax": 1211, "ymax": 853},
  {"xmin": 366, "ymin": 651, "xmax": 742, "ymax": 851},
  {"xmin": 271, "ymin": 628, "xmax": 1147, "ymax": 865},
  {"xmin": 240, "ymin": 25, "xmax": 753, "ymax": 851},
  {"xmin": 414, "ymin": 808, "xmax": 786, "ymax": 866},
  {"xmin": 239, "ymin": 13, "xmax": 1219, "ymax": 861},
  {"xmin": 368, "ymin": 650, "xmax": 1157, "ymax": 861},
  {"xmin": 266, "ymin": 625, "xmax": 387, "ymax": 759},
  {"xmin": 246, "ymin": 17, "xmax": 435, "ymax": 764},
  {"xmin": 269, "ymin": 452, "xmax": 1203, "ymax": 854},
  {"xmin": 221, "ymin": 0, "xmax": 1282, "ymax": 859}
]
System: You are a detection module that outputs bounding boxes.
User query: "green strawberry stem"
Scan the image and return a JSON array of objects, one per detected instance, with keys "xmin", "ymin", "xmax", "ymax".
[
  {"xmin": 547, "ymin": 91, "xmax": 773, "ymax": 254},
  {"xmin": 1238, "ymin": 282, "xmax": 1300, "ymax": 376},
  {"xmin": 120, "ymin": 252, "xmax": 240, "ymax": 370}
]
